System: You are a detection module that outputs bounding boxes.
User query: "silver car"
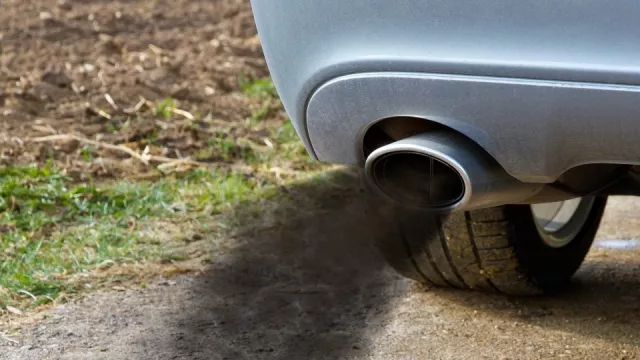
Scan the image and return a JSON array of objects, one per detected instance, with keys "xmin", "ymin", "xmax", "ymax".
[{"xmin": 250, "ymin": 1, "xmax": 640, "ymax": 295}]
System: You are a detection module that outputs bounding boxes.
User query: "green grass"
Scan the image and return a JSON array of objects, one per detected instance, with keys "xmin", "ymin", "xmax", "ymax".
[
  {"xmin": 239, "ymin": 76, "xmax": 278, "ymax": 99},
  {"xmin": 0, "ymin": 164, "xmax": 273, "ymax": 308},
  {"xmin": 197, "ymin": 131, "xmax": 257, "ymax": 162},
  {"xmin": 153, "ymin": 97, "xmax": 176, "ymax": 119},
  {"xmin": 0, "ymin": 138, "xmax": 325, "ymax": 309},
  {"xmin": 0, "ymin": 76, "xmax": 338, "ymax": 311}
]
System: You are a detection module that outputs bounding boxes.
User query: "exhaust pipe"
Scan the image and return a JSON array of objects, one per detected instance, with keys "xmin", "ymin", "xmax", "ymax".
[{"xmin": 364, "ymin": 131, "xmax": 543, "ymax": 212}]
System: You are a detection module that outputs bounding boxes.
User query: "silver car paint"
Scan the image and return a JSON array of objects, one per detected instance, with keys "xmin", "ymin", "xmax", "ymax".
[
  {"xmin": 308, "ymin": 73, "xmax": 640, "ymax": 183},
  {"xmin": 250, "ymin": 0, "xmax": 640, "ymax": 182}
]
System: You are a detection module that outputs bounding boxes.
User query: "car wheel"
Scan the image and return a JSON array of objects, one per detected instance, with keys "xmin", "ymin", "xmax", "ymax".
[{"xmin": 367, "ymin": 182, "xmax": 608, "ymax": 295}]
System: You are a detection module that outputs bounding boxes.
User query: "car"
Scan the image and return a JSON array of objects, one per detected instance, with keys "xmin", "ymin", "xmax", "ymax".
[{"xmin": 250, "ymin": 0, "xmax": 640, "ymax": 295}]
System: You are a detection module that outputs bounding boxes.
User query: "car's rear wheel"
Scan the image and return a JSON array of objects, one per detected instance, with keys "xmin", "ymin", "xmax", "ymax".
[{"xmin": 369, "ymin": 191, "xmax": 607, "ymax": 295}]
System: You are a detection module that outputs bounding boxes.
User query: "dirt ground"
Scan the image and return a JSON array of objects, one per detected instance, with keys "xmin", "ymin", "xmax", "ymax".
[
  {"xmin": 1, "ymin": 193, "xmax": 640, "ymax": 360},
  {"xmin": 1, "ymin": 0, "xmax": 272, "ymax": 179}
]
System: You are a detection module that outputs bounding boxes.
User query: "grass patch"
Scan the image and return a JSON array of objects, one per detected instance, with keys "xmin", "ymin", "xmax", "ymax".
[
  {"xmin": 0, "ymin": 164, "xmax": 274, "ymax": 309},
  {"xmin": 0, "ymin": 76, "xmax": 344, "ymax": 312},
  {"xmin": 197, "ymin": 131, "xmax": 257, "ymax": 162},
  {"xmin": 0, "ymin": 135, "xmax": 333, "ymax": 310},
  {"xmin": 153, "ymin": 97, "xmax": 176, "ymax": 119},
  {"xmin": 239, "ymin": 76, "xmax": 278, "ymax": 99}
]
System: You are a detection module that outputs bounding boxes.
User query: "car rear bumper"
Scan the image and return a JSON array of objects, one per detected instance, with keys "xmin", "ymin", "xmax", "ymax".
[{"xmin": 250, "ymin": 0, "xmax": 640, "ymax": 183}]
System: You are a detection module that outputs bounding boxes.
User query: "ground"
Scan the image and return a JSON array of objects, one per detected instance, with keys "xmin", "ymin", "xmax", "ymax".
[
  {"xmin": 0, "ymin": 0, "xmax": 324, "ymax": 310},
  {"xmin": 1, "ymin": 196, "xmax": 640, "ymax": 360},
  {"xmin": 2, "ymin": 0, "xmax": 640, "ymax": 359},
  {"xmin": 1, "ymin": 0, "xmax": 274, "ymax": 178}
]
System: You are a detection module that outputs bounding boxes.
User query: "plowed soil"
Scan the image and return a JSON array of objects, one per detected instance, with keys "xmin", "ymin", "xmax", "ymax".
[{"xmin": 1, "ymin": 0, "xmax": 273, "ymax": 178}]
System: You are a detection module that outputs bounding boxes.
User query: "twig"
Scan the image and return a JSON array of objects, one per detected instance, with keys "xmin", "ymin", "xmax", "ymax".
[
  {"xmin": 239, "ymin": 138, "xmax": 270, "ymax": 152},
  {"xmin": 172, "ymin": 108, "xmax": 195, "ymax": 120},
  {"xmin": 124, "ymin": 97, "xmax": 146, "ymax": 114},
  {"xmin": 148, "ymin": 44, "xmax": 163, "ymax": 55},
  {"xmin": 0, "ymin": 333, "xmax": 19, "ymax": 345},
  {"xmin": 97, "ymin": 70, "xmax": 107, "ymax": 87},
  {"xmin": 104, "ymin": 93, "xmax": 119, "ymax": 111},
  {"xmin": 94, "ymin": 108, "xmax": 112, "ymax": 120},
  {"xmin": 31, "ymin": 134, "xmax": 204, "ymax": 168},
  {"xmin": 33, "ymin": 134, "xmax": 147, "ymax": 163},
  {"xmin": 156, "ymin": 158, "xmax": 203, "ymax": 173},
  {"xmin": 31, "ymin": 124, "xmax": 57, "ymax": 135},
  {"xmin": 148, "ymin": 44, "xmax": 164, "ymax": 68}
]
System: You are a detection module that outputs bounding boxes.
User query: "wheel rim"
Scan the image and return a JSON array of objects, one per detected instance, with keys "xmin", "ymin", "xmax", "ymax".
[{"xmin": 531, "ymin": 198, "xmax": 594, "ymax": 248}]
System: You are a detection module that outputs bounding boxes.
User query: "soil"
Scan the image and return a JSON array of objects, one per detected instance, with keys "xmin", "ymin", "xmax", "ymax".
[{"xmin": 0, "ymin": 0, "xmax": 275, "ymax": 179}]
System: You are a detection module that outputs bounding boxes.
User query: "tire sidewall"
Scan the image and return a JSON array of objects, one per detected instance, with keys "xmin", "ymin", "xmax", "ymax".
[{"xmin": 508, "ymin": 196, "xmax": 608, "ymax": 290}]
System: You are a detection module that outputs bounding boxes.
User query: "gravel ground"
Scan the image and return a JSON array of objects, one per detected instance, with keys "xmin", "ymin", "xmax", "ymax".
[{"xmin": 1, "ymin": 196, "xmax": 640, "ymax": 360}]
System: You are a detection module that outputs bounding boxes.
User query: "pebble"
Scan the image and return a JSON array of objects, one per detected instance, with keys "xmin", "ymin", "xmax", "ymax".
[{"xmin": 39, "ymin": 12, "xmax": 53, "ymax": 21}]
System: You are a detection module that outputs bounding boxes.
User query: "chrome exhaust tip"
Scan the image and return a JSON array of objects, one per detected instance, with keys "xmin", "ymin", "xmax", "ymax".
[
  {"xmin": 369, "ymin": 151, "xmax": 466, "ymax": 209},
  {"xmin": 365, "ymin": 131, "xmax": 542, "ymax": 212}
]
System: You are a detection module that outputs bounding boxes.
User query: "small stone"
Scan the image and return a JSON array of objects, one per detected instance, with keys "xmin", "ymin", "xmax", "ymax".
[
  {"xmin": 39, "ymin": 12, "xmax": 53, "ymax": 21},
  {"xmin": 98, "ymin": 33, "xmax": 113, "ymax": 42}
]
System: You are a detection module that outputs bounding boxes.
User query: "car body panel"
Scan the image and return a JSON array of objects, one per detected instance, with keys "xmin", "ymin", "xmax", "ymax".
[
  {"xmin": 307, "ymin": 73, "xmax": 640, "ymax": 183},
  {"xmin": 250, "ymin": 0, "xmax": 640, "ymax": 181}
]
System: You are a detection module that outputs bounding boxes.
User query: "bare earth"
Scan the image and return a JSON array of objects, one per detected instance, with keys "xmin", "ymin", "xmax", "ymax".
[
  {"xmin": 1, "ymin": 0, "xmax": 271, "ymax": 179},
  {"xmin": 1, "ymin": 195, "xmax": 640, "ymax": 360}
]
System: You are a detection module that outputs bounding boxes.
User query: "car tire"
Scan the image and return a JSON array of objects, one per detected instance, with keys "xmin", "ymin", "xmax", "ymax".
[{"xmin": 363, "ymin": 174, "xmax": 608, "ymax": 296}]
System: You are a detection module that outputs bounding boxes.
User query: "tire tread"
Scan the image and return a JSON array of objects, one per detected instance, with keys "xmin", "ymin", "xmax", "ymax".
[
  {"xmin": 405, "ymin": 207, "xmax": 542, "ymax": 295},
  {"xmin": 364, "ymin": 170, "xmax": 605, "ymax": 296}
]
